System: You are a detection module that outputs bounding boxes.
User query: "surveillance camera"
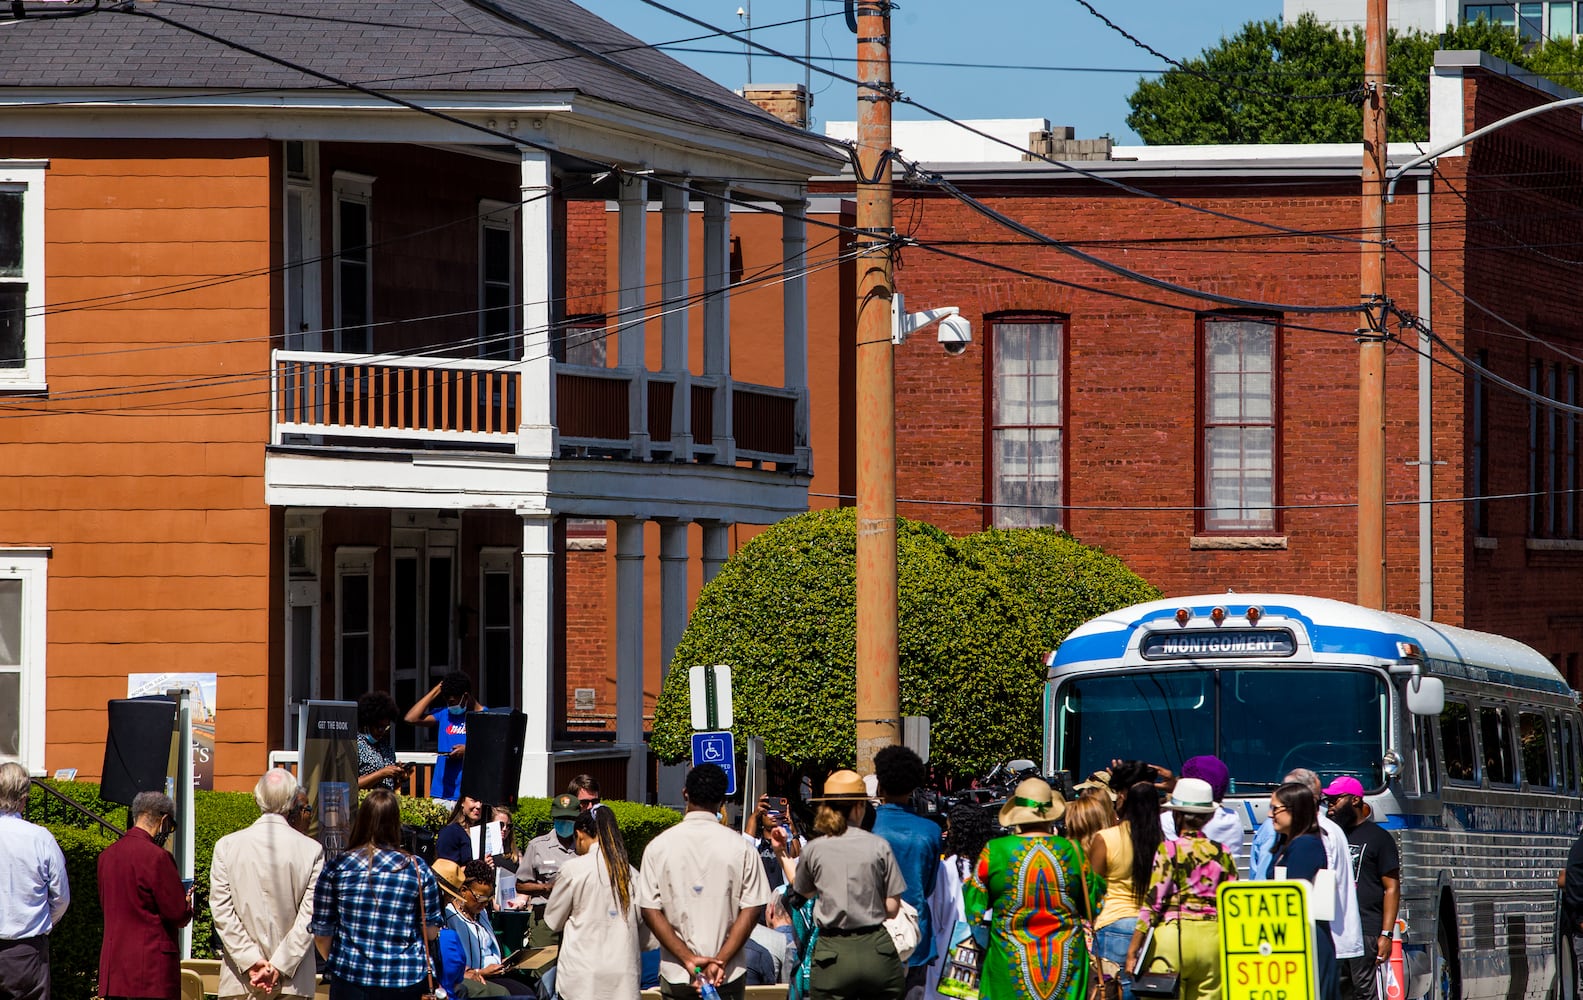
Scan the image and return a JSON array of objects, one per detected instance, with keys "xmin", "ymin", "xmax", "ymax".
[{"xmin": 938, "ymin": 314, "xmax": 972, "ymax": 355}]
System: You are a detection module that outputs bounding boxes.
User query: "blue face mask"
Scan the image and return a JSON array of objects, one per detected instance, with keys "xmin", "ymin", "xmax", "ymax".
[
  {"xmin": 554, "ymin": 819, "xmax": 576, "ymax": 840},
  {"xmin": 446, "ymin": 704, "xmax": 467, "ymax": 717}
]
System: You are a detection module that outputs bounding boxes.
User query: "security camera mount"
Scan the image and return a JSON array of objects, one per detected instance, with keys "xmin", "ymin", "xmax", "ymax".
[{"xmin": 891, "ymin": 292, "xmax": 971, "ymax": 349}]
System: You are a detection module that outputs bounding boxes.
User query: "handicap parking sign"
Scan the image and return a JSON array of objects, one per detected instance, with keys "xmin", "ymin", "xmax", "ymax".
[{"xmin": 690, "ymin": 730, "xmax": 737, "ymax": 795}]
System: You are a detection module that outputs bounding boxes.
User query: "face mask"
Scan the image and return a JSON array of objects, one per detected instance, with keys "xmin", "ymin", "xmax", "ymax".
[
  {"xmin": 554, "ymin": 819, "xmax": 576, "ymax": 840},
  {"xmin": 447, "ymin": 704, "xmax": 467, "ymax": 717},
  {"xmin": 153, "ymin": 821, "xmax": 175, "ymax": 847}
]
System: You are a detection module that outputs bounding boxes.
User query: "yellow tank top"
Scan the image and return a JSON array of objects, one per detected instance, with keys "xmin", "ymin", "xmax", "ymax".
[{"xmin": 1094, "ymin": 822, "xmax": 1144, "ymax": 929}]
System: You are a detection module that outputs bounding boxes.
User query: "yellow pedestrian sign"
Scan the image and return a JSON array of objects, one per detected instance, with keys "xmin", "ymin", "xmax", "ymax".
[{"xmin": 1218, "ymin": 881, "xmax": 1316, "ymax": 1000}]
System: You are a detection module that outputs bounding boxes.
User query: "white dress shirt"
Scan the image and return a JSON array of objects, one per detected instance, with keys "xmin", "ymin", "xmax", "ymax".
[{"xmin": 0, "ymin": 812, "xmax": 70, "ymax": 940}]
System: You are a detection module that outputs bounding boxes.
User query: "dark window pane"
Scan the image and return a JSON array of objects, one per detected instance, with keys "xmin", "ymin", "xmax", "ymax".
[
  {"xmin": 1479, "ymin": 706, "xmax": 1516, "ymax": 785},
  {"xmin": 394, "ymin": 558, "xmax": 419, "ymax": 677},
  {"xmin": 0, "ymin": 191, "xmax": 21, "ymax": 277},
  {"xmin": 0, "ymin": 286, "xmax": 22, "ymax": 368},
  {"xmin": 484, "ymin": 227, "xmax": 511, "ymax": 284},
  {"xmin": 485, "ymin": 572, "xmax": 511, "ymax": 623},
  {"xmin": 341, "ymin": 573, "xmax": 369, "ymax": 632},
  {"xmin": 1522, "ymin": 712, "xmax": 1554, "ymax": 788},
  {"xmin": 484, "ymin": 632, "xmax": 511, "ymax": 708},
  {"xmin": 0, "ymin": 579, "xmax": 19, "ymax": 667},
  {"xmin": 341, "ymin": 636, "xmax": 371, "ymax": 701},
  {"xmin": 339, "ymin": 201, "xmax": 368, "ymax": 261},
  {"xmin": 1218, "ymin": 669, "xmax": 1386, "ymax": 790},
  {"xmin": 1439, "ymin": 701, "xmax": 1477, "ymax": 783},
  {"xmin": 0, "ymin": 671, "xmax": 17, "ymax": 757},
  {"xmin": 428, "ymin": 557, "xmax": 452, "ymax": 669}
]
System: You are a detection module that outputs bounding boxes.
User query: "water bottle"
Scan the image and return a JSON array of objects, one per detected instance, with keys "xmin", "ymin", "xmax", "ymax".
[{"xmin": 695, "ymin": 968, "xmax": 722, "ymax": 1000}]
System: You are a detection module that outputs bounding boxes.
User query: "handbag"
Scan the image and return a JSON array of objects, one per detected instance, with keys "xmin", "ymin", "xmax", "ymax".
[
  {"xmin": 416, "ymin": 864, "xmax": 440, "ymax": 1000},
  {"xmin": 884, "ymin": 898, "xmax": 922, "ymax": 963},
  {"xmin": 1079, "ymin": 849, "xmax": 1121, "ymax": 1000},
  {"xmin": 1131, "ymin": 957, "xmax": 1181, "ymax": 999}
]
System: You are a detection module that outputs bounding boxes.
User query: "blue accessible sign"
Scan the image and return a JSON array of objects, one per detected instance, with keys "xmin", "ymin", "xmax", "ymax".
[{"xmin": 691, "ymin": 730, "xmax": 737, "ymax": 795}]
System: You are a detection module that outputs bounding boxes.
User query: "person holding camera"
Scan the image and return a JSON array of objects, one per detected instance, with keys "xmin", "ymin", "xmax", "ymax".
[
  {"xmin": 744, "ymin": 794, "xmax": 801, "ymax": 890},
  {"xmin": 357, "ymin": 691, "xmax": 408, "ymax": 792}
]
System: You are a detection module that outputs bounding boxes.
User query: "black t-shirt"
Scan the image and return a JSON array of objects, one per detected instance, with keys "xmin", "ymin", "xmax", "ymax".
[
  {"xmin": 757, "ymin": 837, "xmax": 785, "ymax": 890},
  {"xmin": 1346, "ymin": 820, "xmax": 1401, "ymax": 938}
]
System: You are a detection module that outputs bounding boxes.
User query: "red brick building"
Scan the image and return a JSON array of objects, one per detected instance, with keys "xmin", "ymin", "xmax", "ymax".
[{"xmin": 802, "ymin": 51, "xmax": 1583, "ymax": 682}]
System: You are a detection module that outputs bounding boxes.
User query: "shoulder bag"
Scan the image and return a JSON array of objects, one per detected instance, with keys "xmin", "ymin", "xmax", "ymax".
[
  {"xmin": 1079, "ymin": 847, "xmax": 1121, "ymax": 1000},
  {"xmin": 883, "ymin": 897, "xmax": 922, "ymax": 963},
  {"xmin": 415, "ymin": 861, "xmax": 441, "ymax": 1000}
]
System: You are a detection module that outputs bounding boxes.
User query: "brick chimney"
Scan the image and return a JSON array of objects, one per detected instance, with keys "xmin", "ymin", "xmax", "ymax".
[
  {"xmin": 742, "ymin": 83, "xmax": 810, "ymax": 129},
  {"xmin": 1025, "ymin": 126, "xmax": 1113, "ymax": 161}
]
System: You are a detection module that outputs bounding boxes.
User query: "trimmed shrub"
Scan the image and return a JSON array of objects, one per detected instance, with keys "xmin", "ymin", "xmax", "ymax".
[
  {"xmin": 43, "ymin": 823, "xmax": 115, "ymax": 1000},
  {"xmin": 650, "ymin": 511, "xmax": 1161, "ymax": 775},
  {"xmin": 508, "ymin": 799, "xmax": 679, "ymax": 866}
]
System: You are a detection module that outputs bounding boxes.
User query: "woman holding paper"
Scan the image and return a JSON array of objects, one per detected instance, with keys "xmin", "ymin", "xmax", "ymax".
[
  {"xmin": 1265, "ymin": 782, "xmax": 1340, "ymax": 1000},
  {"xmin": 436, "ymin": 796, "xmax": 494, "ymax": 867}
]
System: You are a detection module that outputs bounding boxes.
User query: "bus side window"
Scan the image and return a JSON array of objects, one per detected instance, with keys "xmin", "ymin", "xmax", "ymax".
[
  {"xmin": 1518, "ymin": 711, "xmax": 1553, "ymax": 789},
  {"xmin": 1439, "ymin": 700, "xmax": 1478, "ymax": 784},
  {"xmin": 1570, "ymin": 718, "xmax": 1583, "ymax": 794},
  {"xmin": 1553, "ymin": 715, "xmax": 1572, "ymax": 794},
  {"xmin": 1413, "ymin": 712, "xmax": 1439, "ymax": 796},
  {"xmin": 1478, "ymin": 705, "xmax": 1518, "ymax": 786}
]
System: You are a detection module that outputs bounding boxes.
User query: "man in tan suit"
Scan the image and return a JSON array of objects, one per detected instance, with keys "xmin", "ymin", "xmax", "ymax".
[{"xmin": 210, "ymin": 769, "xmax": 325, "ymax": 998}]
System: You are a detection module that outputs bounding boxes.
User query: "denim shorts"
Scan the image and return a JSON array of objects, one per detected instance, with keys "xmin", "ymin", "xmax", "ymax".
[{"xmin": 1094, "ymin": 918, "xmax": 1137, "ymax": 967}]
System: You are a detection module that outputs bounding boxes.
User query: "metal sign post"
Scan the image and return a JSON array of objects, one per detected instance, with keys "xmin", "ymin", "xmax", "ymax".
[
  {"xmin": 168, "ymin": 687, "xmax": 196, "ymax": 960},
  {"xmin": 688, "ymin": 664, "xmax": 734, "ymax": 730}
]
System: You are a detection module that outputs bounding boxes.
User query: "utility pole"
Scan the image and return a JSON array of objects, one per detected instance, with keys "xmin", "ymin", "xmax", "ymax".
[
  {"xmin": 853, "ymin": 0, "xmax": 898, "ymax": 775},
  {"xmin": 1358, "ymin": 0, "xmax": 1389, "ymax": 609}
]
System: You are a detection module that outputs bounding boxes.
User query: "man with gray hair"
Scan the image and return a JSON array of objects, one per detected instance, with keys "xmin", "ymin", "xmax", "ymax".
[
  {"xmin": 210, "ymin": 768, "xmax": 325, "ymax": 1000},
  {"xmin": 98, "ymin": 790, "xmax": 193, "ymax": 1000},
  {"xmin": 0, "ymin": 762, "xmax": 70, "ymax": 1000}
]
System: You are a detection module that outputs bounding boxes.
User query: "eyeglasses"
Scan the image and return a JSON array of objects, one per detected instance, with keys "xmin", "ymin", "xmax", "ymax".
[
  {"xmin": 1268, "ymin": 805, "xmax": 1288, "ymax": 816},
  {"xmin": 577, "ymin": 797, "xmax": 600, "ymax": 809},
  {"xmin": 467, "ymin": 887, "xmax": 496, "ymax": 901}
]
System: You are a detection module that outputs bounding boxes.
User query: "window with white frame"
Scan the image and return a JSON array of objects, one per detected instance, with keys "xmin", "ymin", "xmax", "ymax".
[
  {"xmin": 479, "ymin": 548, "xmax": 515, "ymax": 707},
  {"xmin": 332, "ymin": 172, "xmax": 374, "ymax": 355},
  {"xmin": 1200, "ymin": 314, "xmax": 1280, "ymax": 533},
  {"xmin": 1464, "ymin": 2, "xmax": 1574, "ymax": 40},
  {"xmin": 283, "ymin": 142, "xmax": 321, "ymax": 352},
  {"xmin": 0, "ymin": 163, "xmax": 47, "ymax": 390},
  {"xmin": 335, "ymin": 548, "xmax": 375, "ymax": 702},
  {"xmin": 989, "ymin": 316, "xmax": 1065, "ymax": 529},
  {"xmin": 0, "ymin": 549, "xmax": 48, "ymax": 771},
  {"xmin": 479, "ymin": 201, "xmax": 518, "ymax": 361}
]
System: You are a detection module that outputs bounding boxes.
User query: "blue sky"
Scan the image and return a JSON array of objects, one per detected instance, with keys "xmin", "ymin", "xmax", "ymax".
[{"xmin": 588, "ymin": 0, "xmax": 1281, "ymax": 143}]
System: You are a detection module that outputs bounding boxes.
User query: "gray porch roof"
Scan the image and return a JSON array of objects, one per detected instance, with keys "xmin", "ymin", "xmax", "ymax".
[{"xmin": 1, "ymin": 0, "xmax": 841, "ymax": 163}]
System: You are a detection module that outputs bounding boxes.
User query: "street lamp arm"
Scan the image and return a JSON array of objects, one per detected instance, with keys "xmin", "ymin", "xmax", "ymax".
[{"xmin": 1386, "ymin": 95, "xmax": 1583, "ymax": 201}]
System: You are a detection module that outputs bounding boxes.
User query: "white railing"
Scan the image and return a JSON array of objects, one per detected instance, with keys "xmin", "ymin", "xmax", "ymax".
[{"xmin": 267, "ymin": 749, "xmax": 439, "ymax": 799}]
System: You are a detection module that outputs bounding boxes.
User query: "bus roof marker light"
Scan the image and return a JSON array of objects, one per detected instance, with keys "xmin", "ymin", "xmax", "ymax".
[
  {"xmin": 1211, "ymin": 607, "xmax": 1227, "ymax": 625},
  {"xmin": 1245, "ymin": 606, "xmax": 1263, "ymax": 625},
  {"xmin": 1175, "ymin": 608, "xmax": 1191, "ymax": 626},
  {"xmin": 1395, "ymin": 641, "xmax": 1425, "ymax": 661}
]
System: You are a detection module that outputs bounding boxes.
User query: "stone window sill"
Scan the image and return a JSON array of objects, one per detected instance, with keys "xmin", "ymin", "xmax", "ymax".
[
  {"xmin": 1190, "ymin": 536, "xmax": 1288, "ymax": 551},
  {"xmin": 1526, "ymin": 537, "xmax": 1583, "ymax": 552}
]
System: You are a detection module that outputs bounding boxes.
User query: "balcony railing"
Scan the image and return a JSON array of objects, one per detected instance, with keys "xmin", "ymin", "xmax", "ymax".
[{"xmin": 271, "ymin": 350, "xmax": 806, "ymax": 471}]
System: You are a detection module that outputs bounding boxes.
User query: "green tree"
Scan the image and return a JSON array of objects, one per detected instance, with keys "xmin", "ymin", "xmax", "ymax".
[
  {"xmin": 647, "ymin": 509, "xmax": 1160, "ymax": 777},
  {"xmin": 1125, "ymin": 15, "xmax": 1551, "ymax": 144}
]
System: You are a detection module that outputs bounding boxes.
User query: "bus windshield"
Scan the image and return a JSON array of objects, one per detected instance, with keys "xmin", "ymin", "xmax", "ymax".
[{"xmin": 1055, "ymin": 667, "xmax": 1388, "ymax": 793}]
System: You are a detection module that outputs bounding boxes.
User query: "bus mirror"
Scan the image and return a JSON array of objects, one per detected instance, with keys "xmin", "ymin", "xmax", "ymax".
[{"xmin": 1406, "ymin": 676, "xmax": 1445, "ymax": 716}]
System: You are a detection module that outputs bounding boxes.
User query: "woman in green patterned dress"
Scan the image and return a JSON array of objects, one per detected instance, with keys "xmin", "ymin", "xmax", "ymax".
[{"xmin": 964, "ymin": 778, "xmax": 1099, "ymax": 1000}]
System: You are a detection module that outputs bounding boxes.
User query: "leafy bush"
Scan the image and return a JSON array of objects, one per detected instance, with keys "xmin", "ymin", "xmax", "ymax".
[
  {"xmin": 650, "ymin": 510, "xmax": 1160, "ymax": 775},
  {"xmin": 508, "ymin": 798, "xmax": 679, "ymax": 866},
  {"xmin": 43, "ymin": 823, "xmax": 115, "ymax": 1000}
]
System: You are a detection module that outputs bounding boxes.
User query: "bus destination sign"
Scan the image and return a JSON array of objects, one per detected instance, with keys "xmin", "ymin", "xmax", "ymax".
[{"xmin": 1140, "ymin": 629, "xmax": 1297, "ymax": 659}]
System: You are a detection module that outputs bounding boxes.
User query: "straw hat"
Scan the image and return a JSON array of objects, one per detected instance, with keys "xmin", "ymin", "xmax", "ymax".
[
  {"xmin": 809, "ymin": 769, "xmax": 871, "ymax": 803},
  {"xmin": 430, "ymin": 858, "xmax": 467, "ymax": 904},
  {"xmin": 1163, "ymin": 777, "xmax": 1218, "ymax": 815},
  {"xmin": 998, "ymin": 777, "xmax": 1066, "ymax": 828},
  {"xmin": 1073, "ymin": 769, "xmax": 1117, "ymax": 801}
]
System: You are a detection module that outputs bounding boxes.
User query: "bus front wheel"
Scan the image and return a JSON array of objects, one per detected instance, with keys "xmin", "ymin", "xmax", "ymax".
[{"xmin": 1434, "ymin": 921, "xmax": 1462, "ymax": 1000}]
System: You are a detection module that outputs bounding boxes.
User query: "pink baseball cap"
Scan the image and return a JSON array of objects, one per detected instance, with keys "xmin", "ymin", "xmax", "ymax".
[{"xmin": 1321, "ymin": 776, "xmax": 1366, "ymax": 798}]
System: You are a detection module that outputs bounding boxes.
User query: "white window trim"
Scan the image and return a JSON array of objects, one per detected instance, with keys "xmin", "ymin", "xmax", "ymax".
[
  {"xmin": 283, "ymin": 142, "xmax": 322, "ymax": 351},
  {"xmin": 478, "ymin": 546, "xmax": 516, "ymax": 706},
  {"xmin": 331, "ymin": 171, "xmax": 375, "ymax": 355},
  {"xmin": 478, "ymin": 199, "xmax": 518, "ymax": 360},
  {"xmin": 0, "ymin": 548, "xmax": 49, "ymax": 773},
  {"xmin": 0, "ymin": 161, "xmax": 48, "ymax": 392},
  {"xmin": 333, "ymin": 546, "xmax": 376, "ymax": 701}
]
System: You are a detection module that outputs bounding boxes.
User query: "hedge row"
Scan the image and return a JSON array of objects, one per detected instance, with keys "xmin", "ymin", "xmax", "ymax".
[{"xmin": 31, "ymin": 779, "xmax": 678, "ymax": 1000}]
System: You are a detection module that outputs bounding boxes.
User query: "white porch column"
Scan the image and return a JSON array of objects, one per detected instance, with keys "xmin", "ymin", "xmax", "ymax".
[
  {"xmin": 782, "ymin": 198, "xmax": 811, "ymax": 473},
  {"xmin": 701, "ymin": 184, "xmax": 735, "ymax": 463},
  {"xmin": 517, "ymin": 150, "xmax": 555, "ymax": 458},
  {"xmin": 701, "ymin": 520, "xmax": 730, "ymax": 583},
  {"xmin": 618, "ymin": 175, "xmax": 650, "ymax": 460},
  {"xmin": 615, "ymin": 518, "xmax": 649, "ymax": 802},
  {"xmin": 517, "ymin": 512, "xmax": 556, "ymax": 799},
  {"xmin": 659, "ymin": 520, "xmax": 691, "ymax": 674},
  {"xmin": 661, "ymin": 180, "xmax": 693, "ymax": 460}
]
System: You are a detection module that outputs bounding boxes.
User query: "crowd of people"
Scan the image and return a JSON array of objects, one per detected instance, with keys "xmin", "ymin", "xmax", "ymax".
[{"xmin": 0, "ymin": 740, "xmax": 1417, "ymax": 1000}]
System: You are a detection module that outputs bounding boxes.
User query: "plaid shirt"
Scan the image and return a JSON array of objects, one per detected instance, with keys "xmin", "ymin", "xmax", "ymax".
[{"xmin": 309, "ymin": 848, "xmax": 442, "ymax": 987}]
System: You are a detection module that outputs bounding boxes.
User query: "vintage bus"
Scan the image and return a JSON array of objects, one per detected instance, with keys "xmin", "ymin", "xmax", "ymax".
[{"xmin": 1044, "ymin": 593, "xmax": 1582, "ymax": 1000}]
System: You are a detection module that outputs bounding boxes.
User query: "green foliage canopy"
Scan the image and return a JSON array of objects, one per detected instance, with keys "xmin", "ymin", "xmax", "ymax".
[
  {"xmin": 649, "ymin": 509, "xmax": 1160, "ymax": 775},
  {"xmin": 1125, "ymin": 15, "xmax": 1554, "ymax": 144}
]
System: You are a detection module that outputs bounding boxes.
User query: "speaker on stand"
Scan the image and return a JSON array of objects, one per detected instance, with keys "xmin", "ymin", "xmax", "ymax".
[
  {"xmin": 101, "ymin": 697, "xmax": 179, "ymax": 808},
  {"xmin": 459, "ymin": 710, "xmax": 527, "ymax": 808}
]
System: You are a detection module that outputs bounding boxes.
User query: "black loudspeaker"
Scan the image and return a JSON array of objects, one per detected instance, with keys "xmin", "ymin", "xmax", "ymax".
[
  {"xmin": 459, "ymin": 710, "xmax": 527, "ymax": 807},
  {"xmin": 102, "ymin": 697, "xmax": 178, "ymax": 807}
]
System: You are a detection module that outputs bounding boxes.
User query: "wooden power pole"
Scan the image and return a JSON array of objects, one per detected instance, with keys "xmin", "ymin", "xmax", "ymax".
[
  {"xmin": 854, "ymin": 0, "xmax": 899, "ymax": 775},
  {"xmin": 1358, "ymin": 0, "xmax": 1389, "ymax": 609}
]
